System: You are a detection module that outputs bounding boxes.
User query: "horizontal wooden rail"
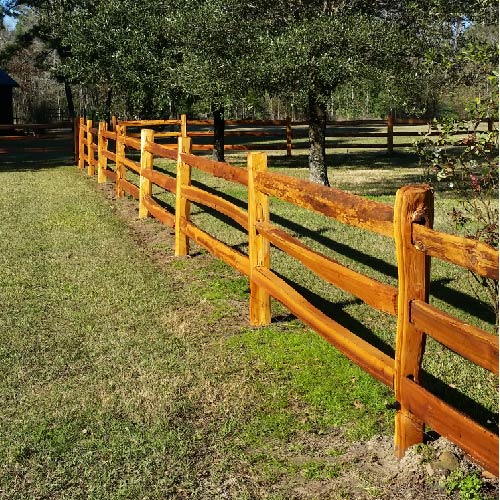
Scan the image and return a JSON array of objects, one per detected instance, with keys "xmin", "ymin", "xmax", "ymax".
[
  {"xmin": 180, "ymin": 153, "xmax": 249, "ymax": 186},
  {"xmin": 140, "ymin": 168, "xmax": 176, "ymax": 193},
  {"xmin": 256, "ymin": 222, "xmax": 398, "ymax": 315},
  {"xmin": 255, "ymin": 170, "xmax": 394, "ymax": 237},
  {"xmin": 144, "ymin": 141, "xmax": 178, "ymax": 160},
  {"xmin": 399, "ymin": 377, "xmax": 499, "ymax": 475},
  {"xmin": 102, "ymin": 150, "xmax": 117, "ymax": 162},
  {"xmin": 412, "ymin": 224, "xmax": 499, "ymax": 279},
  {"xmin": 102, "ymin": 169, "xmax": 116, "ymax": 181},
  {"xmin": 410, "ymin": 300, "xmax": 498, "ymax": 374},
  {"xmin": 90, "ymin": 143, "xmax": 98, "ymax": 151},
  {"xmin": 118, "ymin": 178, "xmax": 139, "ymax": 199},
  {"xmin": 154, "ymin": 132, "xmax": 181, "ymax": 138},
  {"xmin": 119, "ymin": 119, "xmax": 181, "ymax": 126},
  {"xmin": 253, "ymin": 267, "xmax": 394, "ymax": 388},
  {"xmin": 102, "ymin": 130, "xmax": 117, "ymax": 140},
  {"xmin": 123, "ymin": 136, "xmax": 141, "ymax": 150},
  {"xmin": 142, "ymin": 195, "xmax": 175, "ymax": 227},
  {"xmin": 182, "ymin": 185, "xmax": 248, "ymax": 230},
  {"xmin": 122, "ymin": 156, "xmax": 141, "ymax": 174},
  {"xmin": 89, "ymin": 127, "xmax": 98, "ymax": 134},
  {"xmin": 180, "ymin": 218, "xmax": 250, "ymax": 276}
]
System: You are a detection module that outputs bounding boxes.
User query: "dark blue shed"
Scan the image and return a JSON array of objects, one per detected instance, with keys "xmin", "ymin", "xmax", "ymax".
[{"xmin": 0, "ymin": 69, "xmax": 19, "ymax": 125}]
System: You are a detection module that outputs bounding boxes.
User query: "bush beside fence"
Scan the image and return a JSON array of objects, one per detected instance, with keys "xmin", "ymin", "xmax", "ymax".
[{"xmin": 76, "ymin": 117, "xmax": 499, "ymax": 476}]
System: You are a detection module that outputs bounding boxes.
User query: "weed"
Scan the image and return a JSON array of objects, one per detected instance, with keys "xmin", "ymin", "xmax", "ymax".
[{"xmin": 444, "ymin": 470, "xmax": 484, "ymax": 500}]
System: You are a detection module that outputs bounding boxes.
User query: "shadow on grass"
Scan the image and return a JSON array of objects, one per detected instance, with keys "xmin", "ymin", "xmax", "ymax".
[
  {"xmin": 422, "ymin": 372, "xmax": 498, "ymax": 434},
  {"xmin": 269, "ymin": 150, "xmax": 421, "ymax": 171},
  {"xmin": 272, "ymin": 271, "xmax": 395, "ymax": 359},
  {"xmin": 0, "ymin": 134, "xmax": 74, "ymax": 171}
]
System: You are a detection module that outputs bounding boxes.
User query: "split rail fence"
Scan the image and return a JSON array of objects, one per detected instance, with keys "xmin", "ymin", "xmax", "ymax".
[
  {"xmin": 77, "ymin": 117, "xmax": 499, "ymax": 476},
  {"xmin": 76, "ymin": 114, "xmax": 494, "ymax": 158}
]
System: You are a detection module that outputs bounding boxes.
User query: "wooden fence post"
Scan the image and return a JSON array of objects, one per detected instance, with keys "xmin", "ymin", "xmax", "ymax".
[
  {"xmin": 247, "ymin": 152, "xmax": 271, "ymax": 326},
  {"xmin": 78, "ymin": 117, "xmax": 85, "ymax": 169},
  {"xmin": 87, "ymin": 119, "xmax": 95, "ymax": 176},
  {"xmin": 139, "ymin": 129, "xmax": 154, "ymax": 218},
  {"xmin": 181, "ymin": 114, "xmax": 187, "ymax": 138},
  {"xmin": 286, "ymin": 116, "xmax": 292, "ymax": 157},
  {"xmin": 175, "ymin": 136, "xmax": 192, "ymax": 256},
  {"xmin": 115, "ymin": 124, "xmax": 126, "ymax": 198},
  {"xmin": 97, "ymin": 121, "xmax": 108, "ymax": 184},
  {"xmin": 387, "ymin": 112, "xmax": 394, "ymax": 155},
  {"xmin": 394, "ymin": 184, "xmax": 434, "ymax": 457},
  {"xmin": 111, "ymin": 115, "xmax": 117, "ymax": 131}
]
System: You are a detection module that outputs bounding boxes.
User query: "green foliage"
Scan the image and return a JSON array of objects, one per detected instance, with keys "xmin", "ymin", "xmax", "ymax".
[{"xmin": 444, "ymin": 470, "xmax": 485, "ymax": 500}]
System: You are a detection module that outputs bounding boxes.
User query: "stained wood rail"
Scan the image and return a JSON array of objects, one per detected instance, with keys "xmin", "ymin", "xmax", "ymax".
[
  {"xmin": 254, "ymin": 170, "xmax": 394, "ymax": 237},
  {"xmin": 252, "ymin": 266, "xmax": 395, "ymax": 387},
  {"xmin": 410, "ymin": 300, "xmax": 499, "ymax": 374},
  {"xmin": 412, "ymin": 224, "xmax": 499, "ymax": 279},
  {"xmin": 399, "ymin": 377, "xmax": 499, "ymax": 474},
  {"xmin": 75, "ymin": 119, "xmax": 499, "ymax": 477},
  {"xmin": 255, "ymin": 222, "xmax": 397, "ymax": 315}
]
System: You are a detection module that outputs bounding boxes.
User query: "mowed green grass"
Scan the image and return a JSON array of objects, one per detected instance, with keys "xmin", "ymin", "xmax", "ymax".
[
  {"xmin": 0, "ymin": 164, "xmax": 399, "ymax": 498},
  {"xmin": 1, "ymin": 146, "xmax": 497, "ymax": 498}
]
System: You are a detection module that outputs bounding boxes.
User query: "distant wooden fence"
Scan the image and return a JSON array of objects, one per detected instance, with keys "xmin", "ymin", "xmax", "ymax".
[
  {"xmin": 79, "ymin": 115, "xmax": 494, "ymax": 157},
  {"xmin": 77, "ymin": 117, "xmax": 499, "ymax": 476}
]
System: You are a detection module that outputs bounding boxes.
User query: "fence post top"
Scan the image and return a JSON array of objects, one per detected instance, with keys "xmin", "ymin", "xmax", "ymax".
[{"xmin": 395, "ymin": 184, "xmax": 434, "ymax": 198}]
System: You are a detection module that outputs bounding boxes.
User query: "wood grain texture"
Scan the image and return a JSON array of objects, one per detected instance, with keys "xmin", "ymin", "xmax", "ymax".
[
  {"xmin": 102, "ymin": 169, "xmax": 116, "ymax": 181},
  {"xmin": 122, "ymin": 156, "xmax": 141, "ymax": 174},
  {"xmin": 412, "ymin": 224, "xmax": 499, "ymax": 280},
  {"xmin": 102, "ymin": 129, "xmax": 117, "ymax": 140},
  {"xmin": 115, "ymin": 125, "xmax": 126, "ymax": 198},
  {"xmin": 97, "ymin": 122, "xmax": 108, "ymax": 183},
  {"xmin": 118, "ymin": 119, "xmax": 181, "ymax": 126},
  {"xmin": 118, "ymin": 178, "xmax": 139, "ymax": 199},
  {"xmin": 394, "ymin": 185, "xmax": 434, "ymax": 457},
  {"xmin": 175, "ymin": 137, "xmax": 192, "ymax": 257},
  {"xmin": 256, "ymin": 222, "xmax": 398, "ymax": 315},
  {"xmin": 123, "ymin": 135, "xmax": 141, "ymax": 150},
  {"xmin": 144, "ymin": 141, "xmax": 178, "ymax": 160},
  {"xmin": 253, "ymin": 267, "xmax": 394, "ymax": 387},
  {"xmin": 411, "ymin": 300, "xmax": 498, "ymax": 374},
  {"xmin": 142, "ymin": 195, "xmax": 175, "ymax": 227},
  {"xmin": 182, "ymin": 185, "xmax": 248, "ymax": 230},
  {"xmin": 86, "ymin": 119, "xmax": 95, "ymax": 176},
  {"xmin": 154, "ymin": 132, "xmax": 181, "ymax": 137},
  {"xmin": 139, "ymin": 129, "xmax": 154, "ymax": 219},
  {"xmin": 255, "ymin": 170, "xmax": 394, "ymax": 237},
  {"xmin": 140, "ymin": 169, "xmax": 176, "ymax": 193},
  {"xmin": 180, "ymin": 218, "xmax": 250, "ymax": 276},
  {"xmin": 181, "ymin": 114, "xmax": 187, "ymax": 138},
  {"xmin": 102, "ymin": 150, "xmax": 117, "ymax": 162},
  {"xmin": 180, "ymin": 153, "xmax": 248, "ymax": 186},
  {"xmin": 399, "ymin": 377, "xmax": 498, "ymax": 475},
  {"xmin": 248, "ymin": 152, "xmax": 271, "ymax": 326}
]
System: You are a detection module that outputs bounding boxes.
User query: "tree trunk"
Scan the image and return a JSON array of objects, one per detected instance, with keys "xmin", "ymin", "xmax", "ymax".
[
  {"xmin": 105, "ymin": 86, "xmax": 112, "ymax": 126},
  {"xmin": 212, "ymin": 105, "xmax": 225, "ymax": 162},
  {"xmin": 64, "ymin": 79, "xmax": 75, "ymax": 120},
  {"xmin": 308, "ymin": 93, "xmax": 329, "ymax": 186}
]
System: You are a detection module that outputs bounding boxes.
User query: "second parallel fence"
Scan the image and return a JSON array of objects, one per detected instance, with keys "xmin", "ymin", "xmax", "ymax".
[{"xmin": 76, "ymin": 117, "xmax": 499, "ymax": 476}]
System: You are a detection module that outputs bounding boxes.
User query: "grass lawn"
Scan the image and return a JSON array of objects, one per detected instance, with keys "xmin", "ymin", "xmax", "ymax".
[{"xmin": 0, "ymin": 143, "xmax": 497, "ymax": 498}]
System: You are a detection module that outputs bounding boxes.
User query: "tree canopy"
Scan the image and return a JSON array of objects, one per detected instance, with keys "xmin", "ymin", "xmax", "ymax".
[{"xmin": 1, "ymin": 0, "xmax": 498, "ymax": 182}]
